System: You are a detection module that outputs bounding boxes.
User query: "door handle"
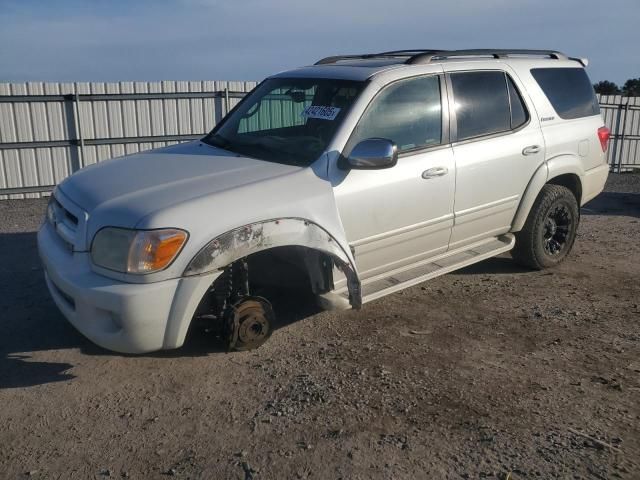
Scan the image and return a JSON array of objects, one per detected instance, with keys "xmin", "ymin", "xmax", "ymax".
[
  {"xmin": 422, "ymin": 166, "xmax": 448, "ymax": 179},
  {"xmin": 522, "ymin": 145, "xmax": 541, "ymax": 156}
]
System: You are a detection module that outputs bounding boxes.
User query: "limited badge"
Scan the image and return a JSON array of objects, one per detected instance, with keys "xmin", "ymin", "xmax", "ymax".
[{"xmin": 301, "ymin": 105, "xmax": 341, "ymax": 120}]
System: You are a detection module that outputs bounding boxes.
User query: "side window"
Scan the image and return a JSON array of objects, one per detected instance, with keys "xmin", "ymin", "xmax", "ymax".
[
  {"xmin": 350, "ymin": 75, "xmax": 442, "ymax": 153},
  {"xmin": 451, "ymin": 71, "xmax": 511, "ymax": 140},
  {"xmin": 530, "ymin": 67, "xmax": 600, "ymax": 119},
  {"xmin": 507, "ymin": 75, "xmax": 529, "ymax": 129}
]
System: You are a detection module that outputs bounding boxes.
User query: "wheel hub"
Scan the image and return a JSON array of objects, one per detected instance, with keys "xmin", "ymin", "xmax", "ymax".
[
  {"xmin": 545, "ymin": 218, "xmax": 557, "ymax": 236},
  {"xmin": 225, "ymin": 297, "xmax": 274, "ymax": 351},
  {"xmin": 543, "ymin": 204, "xmax": 572, "ymax": 256},
  {"xmin": 237, "ymin": 309, "xmax": 268, "ymax": 344}
]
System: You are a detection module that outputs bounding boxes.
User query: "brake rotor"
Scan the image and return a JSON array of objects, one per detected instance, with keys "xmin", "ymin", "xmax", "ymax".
[{"xmin": 225, "ymin": 297, "xmax": 274, "ymax": 351}]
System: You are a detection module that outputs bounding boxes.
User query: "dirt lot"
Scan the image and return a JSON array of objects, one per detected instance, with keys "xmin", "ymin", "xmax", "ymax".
[{"xmin": 1, "ymin": 174, "xmax": 639, "ymax": 480}]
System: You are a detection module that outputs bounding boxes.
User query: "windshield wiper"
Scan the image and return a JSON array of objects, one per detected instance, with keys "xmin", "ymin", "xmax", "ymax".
[{"xmin": 204, "ymin": 133, "xmax": 305, "ymax": 166}]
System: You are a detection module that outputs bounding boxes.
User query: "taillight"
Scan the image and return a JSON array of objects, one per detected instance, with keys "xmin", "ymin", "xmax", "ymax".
[{"xmin": 597, "ymin": 126, "xmax": 610, "ymax": 152}]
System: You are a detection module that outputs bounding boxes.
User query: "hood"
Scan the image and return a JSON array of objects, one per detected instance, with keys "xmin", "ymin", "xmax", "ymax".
[{"xmin": 58, "ymin": 141, "xmax": 304, "ymax": 226}]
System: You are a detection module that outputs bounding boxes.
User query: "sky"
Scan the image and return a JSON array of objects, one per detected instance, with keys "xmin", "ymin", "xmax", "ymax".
[{"xmin": 0, "ymin": 0, "xmax": 637, "ymax": 85}]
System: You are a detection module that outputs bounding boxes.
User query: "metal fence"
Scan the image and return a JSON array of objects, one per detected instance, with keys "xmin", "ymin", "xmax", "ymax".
[
  {"xmin": 597, "ymin": 95, "xmax": 640, "ymax": 173},
  {"xmin": 0, "ymin": 82, "xmax": 638, "ymax": 199},
  {"xmin": 0, "ymin": 81, "xmax": 257, "ymax": 199}
]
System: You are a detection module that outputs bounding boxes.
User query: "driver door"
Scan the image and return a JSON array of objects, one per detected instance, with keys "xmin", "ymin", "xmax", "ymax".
[{"xmin": 332, "ymin": 74, "xmax": 455, "ymax": 280}]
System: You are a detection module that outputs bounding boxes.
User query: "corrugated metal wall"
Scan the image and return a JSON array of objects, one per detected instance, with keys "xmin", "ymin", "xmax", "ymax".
[
  {"xmin": 0, "ymin": 83, "xmax": 638, "ymax": 200},
  {"xmin": 0, "ymin": 81, "xmax": 257, "ymax": 199},
  {"xmin": 597, "ymin": 95, "xmax": 640, "ymax": 172}
]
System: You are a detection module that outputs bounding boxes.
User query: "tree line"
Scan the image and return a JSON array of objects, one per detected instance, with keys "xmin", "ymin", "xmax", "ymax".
[{"xmin": 593, "ymin": 78, "xmax": 640, "ymax": 96}]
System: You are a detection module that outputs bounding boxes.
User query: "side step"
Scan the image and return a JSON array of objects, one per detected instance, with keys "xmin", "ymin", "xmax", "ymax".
[{"xmin": 337, "ymin": 234, "xmax": 515, "ymax": 306}]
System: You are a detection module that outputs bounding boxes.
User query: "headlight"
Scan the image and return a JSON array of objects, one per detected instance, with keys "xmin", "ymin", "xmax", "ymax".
[{"xmin": 91, "ymin": 227, "xmax": 188, "ymax": 274}]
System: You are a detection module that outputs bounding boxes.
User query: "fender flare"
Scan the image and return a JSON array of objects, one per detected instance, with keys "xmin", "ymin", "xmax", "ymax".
[
  {"xmin": 546, "ymin": 154, "xmax": 586, "ymax": 186},
  {"xmin": 511, "ymin": 155, "xmax": 585, "ymax": 232},
  {"xmin": 511, "ymin": 162, "xmax": 548, "ymax": 232},
  {"xmin": 162, "ymin": 218, "xmax": 362, "ymax": 350},
  {"xmin": 183, "ymin": 217, "xmax": 362, "ymax": 308}
]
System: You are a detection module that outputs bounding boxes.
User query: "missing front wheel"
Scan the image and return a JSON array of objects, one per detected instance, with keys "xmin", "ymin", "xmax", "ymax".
[{"xmin": 224, "ymin": 297, "xmax": 275, "ymax": 351}]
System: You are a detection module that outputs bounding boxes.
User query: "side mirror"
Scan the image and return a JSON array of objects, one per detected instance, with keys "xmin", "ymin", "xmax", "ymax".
[{"xmin": 345, "ymin": 138, "xmax": 398, "ymax": 170}]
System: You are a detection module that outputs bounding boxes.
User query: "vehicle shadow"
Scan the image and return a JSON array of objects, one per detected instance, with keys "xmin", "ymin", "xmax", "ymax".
[
  {"xmin": 149, "ymin": 289, "xmax": 321, "ymax": 359},
  {"xmin": 0, "ymin": 232, "xmax": 87, "ymax": 388},
  {"xmin": 0, "ymin": 231, "xmax": 319, "ymax": 386},
  {"xmin": 581, "ymin": 191, "xmax": 640, "ymax": 218},
  {"xmin": 4, "ymin": 188, "xmax": 637, "ymax": 386},
  {"xmin": 455, "ymin": 191, "xmax": 640, "ymax": 277},
  {"xmin": 455, "ymin": 255, "xmax": 533, "ymax": 276}
]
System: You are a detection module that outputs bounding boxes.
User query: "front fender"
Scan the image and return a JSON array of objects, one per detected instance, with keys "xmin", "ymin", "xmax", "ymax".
[
  {"xmin": 162, "ymin": 217, "xmax": 362, "ymax": 350},
  {"xmin": 183, "ymin": 217, "xmax": 362, "ymax": 308}
]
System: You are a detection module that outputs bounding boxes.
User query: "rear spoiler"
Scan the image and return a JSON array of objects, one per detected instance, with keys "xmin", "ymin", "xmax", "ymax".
[{"xmin": 570, "ymin": 57, "xmax": 589, "ymax": 67}]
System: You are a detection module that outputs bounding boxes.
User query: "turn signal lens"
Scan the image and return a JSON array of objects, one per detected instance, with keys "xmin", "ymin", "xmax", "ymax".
[
  {"xmin": 128, "ymin": 229, "xmax": 188, "ymax": 273},
  {"xmin": 91, "ymin": 227, "xmax": 188, "ymax": 274}
]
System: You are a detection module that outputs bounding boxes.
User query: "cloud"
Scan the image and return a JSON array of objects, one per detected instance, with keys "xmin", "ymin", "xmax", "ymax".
[{"xmin": 0, "ymin": 0, "xmax": 637, "ymax": 83}]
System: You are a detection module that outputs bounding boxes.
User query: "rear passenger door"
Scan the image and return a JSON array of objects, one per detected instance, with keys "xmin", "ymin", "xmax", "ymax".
[{"xmin": 444, "ymin": 67, "xmax": 545, "ymax": 249}]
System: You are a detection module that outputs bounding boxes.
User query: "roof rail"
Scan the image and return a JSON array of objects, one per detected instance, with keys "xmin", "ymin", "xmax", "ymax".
[
  {"xmin": 314, "ymin": 49, "xmax": 586, "ymax": 66},
  {"xmin": 314, "ymin": 50, "xmax": 440, "ymax": 65},
  {"xmin": 377, "ymin": 49, "xmax": 444, "ymax": 56},
  {"xmin": 406, "ymin": 49, "xmax": 568, "ymax": 64},
  {"xmin": 315, "ymin": 55, "xmax": 373, "ymax": 65}
]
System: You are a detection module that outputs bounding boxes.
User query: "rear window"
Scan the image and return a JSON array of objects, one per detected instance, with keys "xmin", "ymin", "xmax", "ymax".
[{"xmin": 530, "ymin": 68, "xmax": 600, "ymax": 120}]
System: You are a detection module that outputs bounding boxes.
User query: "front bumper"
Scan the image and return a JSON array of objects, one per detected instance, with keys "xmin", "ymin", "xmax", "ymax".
[{"xmin": 38, "ymin": 221, "xmax": 219, "ymax": 354}]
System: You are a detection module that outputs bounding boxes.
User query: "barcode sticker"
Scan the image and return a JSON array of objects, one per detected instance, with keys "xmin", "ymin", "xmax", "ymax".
[{"xmin": 301, "ymin": 105, "xmax": 341, "ymax": 120}]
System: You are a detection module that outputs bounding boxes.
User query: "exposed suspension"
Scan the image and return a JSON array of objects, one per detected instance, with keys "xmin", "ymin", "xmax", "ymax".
[{"xmin": 197, "ymin": 258, "xmax": 274, "ymax": 351}]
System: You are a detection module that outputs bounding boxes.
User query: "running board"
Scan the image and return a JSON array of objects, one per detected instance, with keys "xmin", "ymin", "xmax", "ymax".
[{"xmin": 336, "ymin": 234, "xmax": 515, "ymax": 306}]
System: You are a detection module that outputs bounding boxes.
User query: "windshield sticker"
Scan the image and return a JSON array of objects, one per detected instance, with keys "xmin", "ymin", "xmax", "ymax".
[{"xmin": 301, "ymin": 105, "xmax": 341, "ymax": 120}]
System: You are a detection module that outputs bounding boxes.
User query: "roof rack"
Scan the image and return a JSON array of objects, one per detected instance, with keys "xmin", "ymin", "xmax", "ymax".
[
  {"xmin": 314, "ymin": 49, "xmax": 587, "ymax": 66},
  {"xmin": 314, "ymin": 50, "xmax": 439, "ymax": 65},
  {"xmin": 406, "ymin": 49, "xmax": 568, "ymax": 64}
]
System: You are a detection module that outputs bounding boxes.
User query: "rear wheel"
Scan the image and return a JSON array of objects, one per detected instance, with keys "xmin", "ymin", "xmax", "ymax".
[{"xmin": 512, "ymin": 184, "xmax": 579, "ymax": 270}]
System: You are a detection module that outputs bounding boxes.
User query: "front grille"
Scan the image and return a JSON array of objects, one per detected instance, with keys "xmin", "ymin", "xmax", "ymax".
[
  {"xmin": 49, "ymin": 191, "xmax": 88, "ymax": 251},
  {"xmin": 55, "ymin": 198, "xmax": 78, "ymax": 226},
  {"xmin": 51, "ymin": 197, "xmax": 78, "ymax": 229}
]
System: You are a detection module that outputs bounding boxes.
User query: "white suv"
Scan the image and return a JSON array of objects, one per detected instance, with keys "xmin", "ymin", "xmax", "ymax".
[{"xmin": 38, "ymin": 49, "xmax": 611, "ymax": 353}]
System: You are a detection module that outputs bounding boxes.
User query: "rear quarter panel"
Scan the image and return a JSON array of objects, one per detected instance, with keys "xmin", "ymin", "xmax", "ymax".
[
  {"xmin": 510, "ymin": 61, "xmax": 607, "ymax": 171},
  {"xmin": 509, "ymin": 61, "xmax": 608, "ymax": 204},
  {"xmin": 540, "ymin": 115, "xmax": 607, "ymax": 172}
]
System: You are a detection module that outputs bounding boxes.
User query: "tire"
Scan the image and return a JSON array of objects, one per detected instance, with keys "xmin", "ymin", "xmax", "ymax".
[{"xmin": 512, "ymin": 184, "xmax": 579, "ymax": 270}]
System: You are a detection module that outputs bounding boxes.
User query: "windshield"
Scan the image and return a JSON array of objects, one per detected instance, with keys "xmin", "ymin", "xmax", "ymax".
[{"xmin": 202, "ymin": 78, "xmax": 364, "ymax": 166}]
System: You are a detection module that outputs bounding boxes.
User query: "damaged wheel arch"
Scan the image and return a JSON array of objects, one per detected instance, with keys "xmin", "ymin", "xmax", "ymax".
[{"xmin": 183, "ymin": 217, "xmax": 362, "ymax": 309}]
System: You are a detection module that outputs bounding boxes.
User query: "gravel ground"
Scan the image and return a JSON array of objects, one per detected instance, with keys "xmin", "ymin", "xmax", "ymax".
[{"xmin": 1, "ymin": 174, "xmax": 639, "ymax": 480}]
